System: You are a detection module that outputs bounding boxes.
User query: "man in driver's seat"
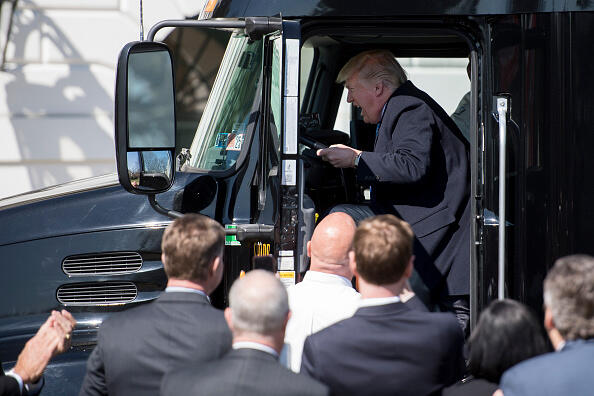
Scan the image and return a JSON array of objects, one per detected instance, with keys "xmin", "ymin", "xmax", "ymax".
[{"xmin": 317, "ymin": 49, "xmax": 470, "ymax": 335}]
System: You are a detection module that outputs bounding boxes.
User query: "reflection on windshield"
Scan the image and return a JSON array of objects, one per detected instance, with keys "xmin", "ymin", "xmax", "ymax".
[{"xmin": 189, "ymin": 33, "xmax": 263, "ymax": 170}]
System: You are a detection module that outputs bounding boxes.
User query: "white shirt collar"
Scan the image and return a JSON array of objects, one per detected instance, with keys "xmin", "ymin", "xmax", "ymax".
[
  {"xmin": 358, "ymin": 296, "xmax": 401, "ymax": 308},
  {"xmin": 165, "ymin": 286, "xmax": 210, "ymax": 302},
  {"xmin": 302, "ymin": 271, "xmax": 353, "ymax": 288},
  {"xmin": 233, "ymin": 341, "xmax": 279, "ymax": 358}
]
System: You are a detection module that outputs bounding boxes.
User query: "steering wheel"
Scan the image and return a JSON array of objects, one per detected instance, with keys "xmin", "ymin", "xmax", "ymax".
[
  {"xmin": 299, "ymin": 135, "xmax": 327, "ymax": 150},
  {"xmin": 299, "ymin": 135, "xmax": 354, "ymax": 202}
]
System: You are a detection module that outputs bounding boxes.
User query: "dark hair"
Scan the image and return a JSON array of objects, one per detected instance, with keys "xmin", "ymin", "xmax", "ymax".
[
  {"xmin": 161, "ymin": 214, "xmax": 224, "ymax": 282},
  {"xmin": 468, "ymin": 299, "xmax": 551, "ymax": 383},
  {"xmin": 354, "ymin": 214, "xmax": 413, "ymax": 285}
]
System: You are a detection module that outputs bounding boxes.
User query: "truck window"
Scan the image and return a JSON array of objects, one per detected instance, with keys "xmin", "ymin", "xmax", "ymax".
[{"xmin": 188, "ymin": 33, "xmax": 263, "ymax": 171}]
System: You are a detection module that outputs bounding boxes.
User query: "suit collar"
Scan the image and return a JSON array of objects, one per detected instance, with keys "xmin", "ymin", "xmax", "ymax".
[
  {"xmin": 376, "ymin": 80, "xmax": 416, "ymax": 141},
  {"xmin": 302, "ymin": 271, "xmax": 353, "ymax": 288},
  {"xmin": 386, "ymin": 79, "xmax": 470, "ymax": 149},
  {"xmin": 390, "ymin": 80, "xmax": 415, "ymax": 100},
  {"xmin": 560, "ymin": 338, "xmax": 594, "ymax": 352},
  {"xmin": 233, "ymin": 341, "xmax": 279, "ymax": 358},
  {"xmin": 156, "ymin": 290, "xmax": 211, "ymax": 305},
  {"xmin": 165, "ymin": 286, "xmax": 210, "ymax": 302},
  {"xmin": 228, "ymin": 347, "xmax": 279, "ymax": 363},
  {"xmin": 354, "ymin": 301, "xmax": 410, "ymax": 317}
]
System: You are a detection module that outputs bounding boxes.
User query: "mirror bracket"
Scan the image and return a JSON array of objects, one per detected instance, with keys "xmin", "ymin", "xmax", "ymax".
[
  {"xmin": 148, "ymin": 194, "xmax": 182, "ymax": 219},
  {"xmin": 245, "ymin": 17, "xmax": 282, "ymax": 41}
]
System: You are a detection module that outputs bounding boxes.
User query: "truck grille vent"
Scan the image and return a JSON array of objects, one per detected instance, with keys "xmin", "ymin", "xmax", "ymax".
[
  {"xmin": 57, "ymin": 282, "xmax": 138, "ymax": 306},
  {"xmin": 62, "ymin": 252, "xmax": 143, "ymax": 276}
]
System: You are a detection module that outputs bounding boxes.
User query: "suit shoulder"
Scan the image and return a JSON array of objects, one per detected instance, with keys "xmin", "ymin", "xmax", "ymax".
[
  {"xmin": 499, "ymin": 353, "xmax": 556, "ymax": 394},
  {"xmin": 501, "ymin": 351, "xmax": 556, "ymax": 380},
  {"xmin": 386, "ymin": 91, "xmax": 430, "ymax": 114},
  {"xmin": 98, "ymin": 296, "xmax": 225, "ymax": 335},
  {"xmin": 98, "ymin": 301, "xmax": 153, "ymax": 332},
  {"xmin": 415, "ymin": 309, "xmax": 459, "ymax": 326},
  {"xmin": 402, "ymin": 310, "xmax": 463, "ymax": 344},
  {"xmin": 432, "ymin": 312, "xmax": 464, "ymax": 336},
  {"xmin": 270, "ymin": 362, "xmax": 329, "ymax": 395},
  {"xmin": 309, "ymin": 313, "xmax": 357, "ymax": 338}
]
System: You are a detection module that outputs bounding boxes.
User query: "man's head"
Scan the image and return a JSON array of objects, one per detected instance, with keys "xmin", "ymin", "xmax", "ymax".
[
  {"xmin": 351, "ymin": 214, "xmax": 414, "ymax": 286},
  {"xmin": 543, "ymin": 254, "xmax": 594, "ymax": 342},
  {"xmin": 337, "ymin": 49, "xmax": 407, "ymax": 124},
  {"xmin": 225, "ymin": 270, "xmax": 290, "ymax": 350},
  {"xmin": 161, "ymin": 214, "xmax": 225, "ymax": 292},
  {"xmin": 308, "ymin": 212, "xmax": 356, "ymax": 279}
]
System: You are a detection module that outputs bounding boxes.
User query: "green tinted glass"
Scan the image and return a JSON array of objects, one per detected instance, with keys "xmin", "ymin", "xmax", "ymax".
[{"xmin": 189, "ymin": 34, "xmax": 263, "ymax": 170}]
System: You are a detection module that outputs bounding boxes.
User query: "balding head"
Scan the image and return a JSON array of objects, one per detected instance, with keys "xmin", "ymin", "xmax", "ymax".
[
  {"xmin": 227, "ymin": 270, "xmax": 289, "ymax": 337},
  {"xmin": 308, "ymin": 213, "xmax": 356, "ymax": 279}
]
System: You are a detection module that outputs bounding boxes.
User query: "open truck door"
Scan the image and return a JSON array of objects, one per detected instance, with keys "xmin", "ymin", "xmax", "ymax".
[{"xmin": 114, "ymin": 18, "xmax": 304, "ymax": 305}]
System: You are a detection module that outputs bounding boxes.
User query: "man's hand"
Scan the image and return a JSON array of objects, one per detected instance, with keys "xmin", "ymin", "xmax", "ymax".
[
  {"xmin": 317, "ymin": 144, "xmax": 361, "ymax": 168},
  {"xmin": 13, "ymin": 310, "xmax": 76, "ymax": 384},
  {"xmin": 52, "ymin": 310, "xmax": 76, "ymax": 354}
]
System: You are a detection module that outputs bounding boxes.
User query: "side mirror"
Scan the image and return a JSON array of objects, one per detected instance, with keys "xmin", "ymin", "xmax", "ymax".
[{"xmin": 115, "ymin": 41, "xmax": 176, "ymax": 194}]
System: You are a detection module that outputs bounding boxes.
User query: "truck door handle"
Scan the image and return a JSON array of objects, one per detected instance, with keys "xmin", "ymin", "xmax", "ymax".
[
  {"xmin": 225, "ymin": 224, "xmax": 275, "ymax": 242},
  {"xmin": 496, "ymin": 96, "xmax": 509, "ymax": 300}
]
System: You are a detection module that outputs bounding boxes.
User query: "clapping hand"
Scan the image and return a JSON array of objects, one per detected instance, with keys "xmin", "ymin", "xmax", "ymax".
[{"xmin": 12, "ymin": 310, "xmax": 76, "ymax": 384}]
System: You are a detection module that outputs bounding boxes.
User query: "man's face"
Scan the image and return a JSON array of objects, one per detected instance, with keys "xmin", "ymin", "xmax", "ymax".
[{"xmin": 345, "ymin": 72, "xmax": 382, "ymax": 124}]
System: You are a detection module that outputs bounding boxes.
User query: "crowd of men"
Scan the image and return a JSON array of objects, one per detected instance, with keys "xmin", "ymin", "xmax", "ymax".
[{"xmin": 0, "ymin": 211, "xmax": 592, "ymax": 396}]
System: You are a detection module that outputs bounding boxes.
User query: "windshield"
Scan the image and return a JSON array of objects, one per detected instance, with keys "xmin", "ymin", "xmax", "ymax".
[{"xmin": 188, "ymin": 33, "xmax": 263, "ymax": 171}]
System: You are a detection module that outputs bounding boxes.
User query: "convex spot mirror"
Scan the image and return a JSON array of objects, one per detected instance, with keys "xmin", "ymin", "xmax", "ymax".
[{"xmin": 115, "ymin": 41, "xmax": 176, "ymax": 194}]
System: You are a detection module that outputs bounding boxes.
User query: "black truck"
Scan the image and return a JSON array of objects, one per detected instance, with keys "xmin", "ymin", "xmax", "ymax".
[{"xmin": 2, "ymin": 0, "xmax": 594, "ymax": 392}]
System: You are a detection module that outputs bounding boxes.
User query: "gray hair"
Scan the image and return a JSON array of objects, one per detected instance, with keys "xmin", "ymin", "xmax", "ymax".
[
  {"xmin": 228, "ymin": 270, "xmax": 289, "ymax": 335},
  {"xmin": 543, "ymin": 254, "xmax": 594, "ymax": 340},
  {"xmin": 336, "ymin": 49, "xmax": 407, "ymax": 90}
]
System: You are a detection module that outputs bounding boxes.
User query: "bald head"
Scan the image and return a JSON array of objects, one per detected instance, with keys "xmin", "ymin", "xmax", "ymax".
[
  {"xmin": 228, "ymin": 270, "xmax": 289, "ymax": 337},
  {"xmin": 308, "ymin": 213, "xmax": 356, "ymax": 278}
]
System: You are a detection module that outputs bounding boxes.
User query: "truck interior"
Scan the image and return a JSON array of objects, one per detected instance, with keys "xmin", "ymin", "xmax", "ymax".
[{"xmin": 297, "ymin": 25, "xmax": 472, "ymax": 218}]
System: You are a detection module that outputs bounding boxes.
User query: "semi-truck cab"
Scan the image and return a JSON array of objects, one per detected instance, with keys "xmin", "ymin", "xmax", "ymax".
[{"xmin": 3, "ymin": 0, "xmax": 594, "ymax": 393}]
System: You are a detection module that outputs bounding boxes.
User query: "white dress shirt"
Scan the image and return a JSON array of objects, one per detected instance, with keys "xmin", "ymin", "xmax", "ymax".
[
  {"xmin": 233, "ymin": 341, "xmax": 279, "ymax": 358},
  {"xmin": 282, "ymin": 271, "xmax": 360, "ymax": 372},
  {"xmin": 165, "ymin": 286, "xmax": 210, "ymax": 302},
  {"xmin": 357, "ymin": 295, "xmax": 401, "ymax": 307}
]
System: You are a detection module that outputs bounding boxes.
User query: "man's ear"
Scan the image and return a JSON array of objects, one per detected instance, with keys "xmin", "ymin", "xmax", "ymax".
[
  {"xmin": 374, "ymin": 81, "xmax": 384, "ymax": 97},
  {"xmin": 210, "ymin": 256, "xmax": 222, "ymax": 276},
  {"xmin": 282, "ymin": 310, "xmax": 292, "ymax": 332},
  {"xmin": 224, "ymin": 307, "xmax": 233, "ymax": 330},
  {"xmin": 348, "ymin": 250, "xmax": 358, "ymax": 277},
  {"xmin": 544, "ymin": 306, "xmax": 555, "ymax": 331},
  {"xmin": 307, "ymin": 241, "xmax": 312, "ymax": 259}
]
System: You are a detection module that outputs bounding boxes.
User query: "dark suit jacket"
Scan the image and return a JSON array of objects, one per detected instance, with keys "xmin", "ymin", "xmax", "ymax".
[
  {"xmin": 301, "ymin": 302, "xmax": 465, "ymax": 396},
  {"xmin": 0, "ymin": 365, "xmax": 20, "ymax": 396},
  {"xmin": 161, "ymin": 347, "xmax": 329, "ymax": 396},
  {"xmin": 442, "ymin": 377, "xmax": 498, "ymax": 396},
  {"xmin": 404, "ymin": 294, "xmax": 429, "ymax": 312},
  {"xmin": 499, "ymin": 338, "xmax": 594, "ymax": 396},
  {"xmin": 357, "ymin": 80, "xmax": 470, "ymax": 295},
  {"xmin": 79, "ymin": 291, "xmax": 232, "ymax": 396}
]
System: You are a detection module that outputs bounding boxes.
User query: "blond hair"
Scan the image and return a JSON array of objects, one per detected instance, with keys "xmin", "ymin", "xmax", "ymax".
[{"xmin": 336, "ymin": 49, "xmax": 407, "ymax": 90}]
